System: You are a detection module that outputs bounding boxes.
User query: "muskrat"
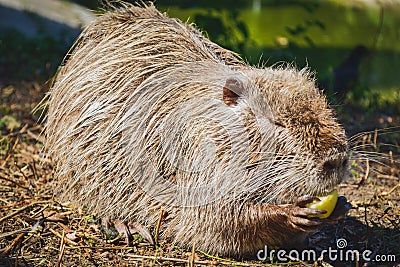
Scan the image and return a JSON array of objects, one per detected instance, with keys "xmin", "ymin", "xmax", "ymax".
[{"xmin": 43, "ymin": 2, "xmax": 350, "ymax": 256}]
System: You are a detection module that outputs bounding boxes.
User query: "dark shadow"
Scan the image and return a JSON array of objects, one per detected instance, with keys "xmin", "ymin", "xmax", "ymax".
[
  {"xmin": 0, "ymin": 4, "xmax": 81, "ymax": 82},
  {"xmin": 0, "ymin": 258, "xmax": 27, "ymax": 267},
  {"xmin": 309, "ymin": 216, "xmax": 400, "ymax": 266},
  {"xmin": 247, "ymin": 216, "xmax": 399, "ymax": 266}
]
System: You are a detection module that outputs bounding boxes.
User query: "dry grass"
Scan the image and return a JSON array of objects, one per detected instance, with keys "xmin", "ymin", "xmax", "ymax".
[{"xmin": 0, "ymin": 82, "xmax": 399, "ymax": 266}]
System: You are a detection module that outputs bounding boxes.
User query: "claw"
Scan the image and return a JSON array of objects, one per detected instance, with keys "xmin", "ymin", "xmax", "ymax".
[
  {"xmin": 112, "ymin": 220, "xmax": 154, "ymax": 245},
  {"xmin": 282, "ymin": 194, "xmax": 351, "ymax": 235},
  {"xmin": 295, "ymin": 195, "xmax": 320, "ymax": 207},
  {"xmin": 127, "ymin": 221, "xmax": 154, "ymax": 245},
  {"xmin": 290, "ymin": 216, "xmax": 322, "ymax": 227},
  {"xmin": 102, "ymin": 218, "xmax": 155, "ymax": 245},
  {"xmin": 113, "ymin": 219, "xmax": 131, "ymax": 244},
  {"xmin": 287, "ymin": 205, "xmax": 324, "ymax": 232},
  {"xmin": 292, "ymin": 206, "xmax": 326, "ymax": 217}
]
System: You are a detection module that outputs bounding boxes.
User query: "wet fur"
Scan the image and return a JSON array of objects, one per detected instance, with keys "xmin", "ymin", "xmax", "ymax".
[{"xmin": 44, "ymin": 3, "xmax": 350, "ymax": 256}]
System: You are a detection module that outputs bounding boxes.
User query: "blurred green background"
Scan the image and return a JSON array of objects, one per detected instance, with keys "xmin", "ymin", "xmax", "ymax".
[{"xmin": 1, "ymin": 0, "xmax": 399, "ymax": 125}]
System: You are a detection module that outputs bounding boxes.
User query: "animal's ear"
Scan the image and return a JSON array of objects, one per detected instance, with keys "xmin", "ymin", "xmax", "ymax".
[{"xmin": 222, "ymin": 78, "xmax": 244, "ymax": 106}]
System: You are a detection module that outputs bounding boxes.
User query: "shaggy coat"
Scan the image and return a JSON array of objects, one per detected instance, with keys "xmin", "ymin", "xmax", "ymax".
[{"xmin": 44, "ymin": 3, "xmax": 349, "ymax": 256}]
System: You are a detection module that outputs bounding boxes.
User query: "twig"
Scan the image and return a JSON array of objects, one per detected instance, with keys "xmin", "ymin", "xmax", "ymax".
[
  {"xmin": 361, "ymin": 135, "xmax": 367, "ymax": 150},
  {"xmin": 18, "ymin": 124, "xmax": 29, "ymax": 135},
  {"xmin": 0, "ymin": 173, "xmax": 29, "ymax": 190},
  {"xmin": 49, "ymin": 228, "xmax": 79, "ymax": 246},
  {"xmin": 364, "ymin": 204, "xmax": 369, "ymax": 230},
  {"xmin": 29, "ymin": 160, "xmax": 39, "ymax": 181},
  {"xmin": 0, "ymin": 197, "xmax": 11, "ymax": 205},
  {"xmin": 0, "ymin": 199, "xmax": 27, "ymax": 209},
  {"xmin": 189, "ymin": 242, "xmax": 196, "ymax": 267},
  {"xmin": 12, "ymin": 136, "xmax": 20, "ymax": 149},
  {"xmin": 389, "ymin": 150, "xmax": 394, "ymax": 165},
  {"xmin": 197, "ymin": 250, "xmax": 280, "ymax": 266},
  {"xmin": 0, "ymin": 232, "xmax": 26, "ymax": 257},
  {"xmin": 1, "ymin": 137, "xmax": 19, "ymax": 167},
  {"xmin": 67, "ymin": 245, "xmax": 146, "ymax": 250},
  {"xmin": 358, "ymin": 158, "xmax": 370, "ymax": 188},
  {"xmin": 59, "ymin": 247, "xmax": 276, "ymax": 266},
  {"xmin": 14, "ymin": 162, "xmax": 29, "ymax": 181},
  {"xmin": 31, "ymin": 204, "xmax": 50, "ymax": 218},
  {"xmin": 364, "ymin": 158, "xmax": 370, "ymax": 181},
  {"xmin": 0, "ymin": 227, "xmax": 31, "ymax": 239},
  {"xmin": 154, "ymin": 209, "xmax": 164, "ymax": 245},
  {"xmin": 2, "ymin": 154, "xmax": 12, "ymax": 167},
  {"xmin": 14, "ymin": 249, "xmax": 19, "ymax": 267},
  {"xmin": 377, "ymin": 183, "xmax": 399, "ymax": 197},
  {"xmin": 127, "ymin": 252, "xmax": 284, "ymax": 266},
  {"xmin": 0, "ymin": 201, "xmax": 50, "ymax": 224},
  {"xmin": 373, "ymin": 128, "xmax": 378, "ymax": 150},
  {"xmin": 126, "ymin": 254, "xmax": 192, "ymax": 264},
  {"xmin": 376, "ymin": 174, "xmax": 399, "ymax": 180},
  {"xmin": 56, "ymin": 230, "xmax": 66, "ymax": 267},
  {"xmin": 387, "ymin": 184, "xmax": 399, "ymax": 195}
]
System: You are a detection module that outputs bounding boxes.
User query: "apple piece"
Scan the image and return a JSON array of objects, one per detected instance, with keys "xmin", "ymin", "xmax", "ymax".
[{"xmin": 306, "ymin": 189, "xmax": 339, "ymax": 219}]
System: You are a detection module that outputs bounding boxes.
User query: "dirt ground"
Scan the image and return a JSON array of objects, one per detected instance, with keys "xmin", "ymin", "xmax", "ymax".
[{"xmin": 0, "ymin": 81, "xmax": 399, "ymax": 267}]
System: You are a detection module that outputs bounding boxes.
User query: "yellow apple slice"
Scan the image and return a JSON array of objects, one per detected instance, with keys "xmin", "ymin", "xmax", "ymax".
[{"xmin": 306, "ymin": 189, "xmax": 338, "ymax": 219}]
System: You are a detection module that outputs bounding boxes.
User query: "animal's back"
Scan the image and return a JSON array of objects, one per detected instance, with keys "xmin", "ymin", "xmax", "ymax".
[
  {"xmin": 45, "ymin": 3, "xmax": 249, "ymax": 234},
  {"xmin": 45, "ymin": 3, "xmax": 350, "ymax": 257}
]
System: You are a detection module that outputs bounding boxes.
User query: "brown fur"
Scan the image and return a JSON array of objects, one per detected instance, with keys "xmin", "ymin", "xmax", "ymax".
[{"xmin": 43, "ymin": 3, "xmax": 349, "ymax": 256}]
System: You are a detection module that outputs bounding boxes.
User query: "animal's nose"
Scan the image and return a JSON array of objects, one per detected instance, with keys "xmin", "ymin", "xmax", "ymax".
[{"xmin": 322, "ymin": 156, "xmax": 348, "ymax": 172}]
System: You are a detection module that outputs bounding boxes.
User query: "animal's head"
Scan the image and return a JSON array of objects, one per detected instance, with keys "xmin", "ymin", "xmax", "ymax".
[{"xmin": 221, "ymin": 66, "xmax": 349, "ymax": 204}]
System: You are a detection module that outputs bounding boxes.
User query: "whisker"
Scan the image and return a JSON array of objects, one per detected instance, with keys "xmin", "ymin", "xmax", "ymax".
[
  {"xmin": 348, "ymin": 126, "xmax": 400, "ymax": 143},
  {"xmin": 351, "ymin": 151, "xmax": 396, "ymax": 160}
]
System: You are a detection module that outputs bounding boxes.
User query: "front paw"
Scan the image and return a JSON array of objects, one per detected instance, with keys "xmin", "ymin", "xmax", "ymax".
[{"xmin": 284, "ymin": 195, "xmax": 326, "ymax": 232}]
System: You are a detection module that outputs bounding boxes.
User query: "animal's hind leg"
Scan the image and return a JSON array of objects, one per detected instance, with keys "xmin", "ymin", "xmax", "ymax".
[{"xmin": 101, "ymin": 218, "xmax": 154, "ymax": 245}]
